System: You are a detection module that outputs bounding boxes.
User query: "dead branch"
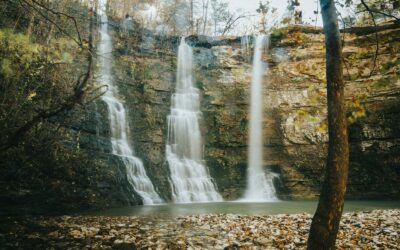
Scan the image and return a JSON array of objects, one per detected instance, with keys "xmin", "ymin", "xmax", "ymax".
[
  {"xmin": 0, "ymin": 0, "xmax": 95, "ymax": 151},
  {"xmin": 337, "ymin": 11, "xmax": 352, "ymax": 81},
  {"xmin": 18, "ymin": 0, "xmax": 84, "ymax": 48},
  {"xmin": 221, "ymin": 14, "xmax": 249, "ymax": 36},
  {"xmin": 356, "ymin": 6, "xmax": 400, "ymax": 21},
  {"xmin": 360, "ymin": 0, "xmax": 379, "ymax": 77},
  {"xmin": 340, "ymin": 21, "xmax": 400, "ymax": 35}
]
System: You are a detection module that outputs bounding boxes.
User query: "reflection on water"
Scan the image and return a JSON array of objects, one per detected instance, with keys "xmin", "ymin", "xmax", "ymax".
[{"xmin": 88, "ymin": 201, "xmax": 400, "ymax": 217}]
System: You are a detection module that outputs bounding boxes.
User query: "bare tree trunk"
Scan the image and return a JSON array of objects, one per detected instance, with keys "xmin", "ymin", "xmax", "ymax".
[
  {"xmin": 46, "ymin": 0, "xmax": 65, "ymax": 44},
  {"xmin": 202, "ymin": 0, "xmax": 209, "ymax": 34},
  {"xmin": 88, "ymin": 6, "xmax": 94, "ymax": 81},
  {"xmin": 307, "ymin": 0, "xmax": 349, "ymax": 249},
  {"xmin": 190, "ymin": 0, "xmax": 194, "ymax": 34},
  {"xmin": 26, "ymin": 0, "xmax": 35, "ymax": 37},
  {"xmin": 196, "ymin": 18, "xmax": 200, "ymax": 34},
  {"xmin": 46, "ymin": 24, "xmax": 54, "ymax": 44}
]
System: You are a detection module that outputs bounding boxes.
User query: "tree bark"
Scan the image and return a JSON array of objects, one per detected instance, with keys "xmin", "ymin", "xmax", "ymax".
[{"xmin": 307, "ymin": 0, "xmax": 349, "ymax": 249}]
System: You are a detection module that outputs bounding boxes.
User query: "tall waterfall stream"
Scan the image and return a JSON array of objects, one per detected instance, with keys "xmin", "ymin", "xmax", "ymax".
[
  {"xmin": 98, "ymin": 13, "xmax": 163, "ymax": 205},
  {"xmin": 166, "ymin": 38, "xmax": 223, "ymax": 203},
  {"xmin": 241, "ymin": 35, "xmax": 278, "ymax": 202}
]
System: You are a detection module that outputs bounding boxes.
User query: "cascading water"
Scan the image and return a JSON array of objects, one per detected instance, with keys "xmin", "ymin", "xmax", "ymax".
[
  {"xmin": 242, "ymin": 35, "xmax": 278, "ymax": 202},
  {"xmin": 166, "ymin": 38, "xmax": 223, "ymax": 203},
  {"xmin": 97, "ymin": 10, "xmax": 163, "ymax": 205},
  {"xmin": 241, "ymin": 35, "xmax": 252, "ymax": 63}
]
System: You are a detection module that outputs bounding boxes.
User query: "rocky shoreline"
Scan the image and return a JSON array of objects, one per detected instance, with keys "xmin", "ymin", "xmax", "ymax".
[{"xmin": 0, "ymin": 209, "xmax": 398, "ymax": 249}]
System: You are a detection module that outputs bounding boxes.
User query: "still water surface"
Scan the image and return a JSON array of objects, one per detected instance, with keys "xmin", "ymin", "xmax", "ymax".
[{"xmin": 90, "ymin": 200, "xmax": 400, "ymax": 217}]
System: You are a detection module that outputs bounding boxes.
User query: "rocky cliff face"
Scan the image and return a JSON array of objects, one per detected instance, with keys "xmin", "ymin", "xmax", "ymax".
[
  {"xmin": 266, "ymin": 27, "xmax": 400, "ymax": 199},
  {"xmin": 0, "ymin": 100, "xmax": 143, "ymax": 215},
  {"xmin": 108, "ymin": 25, "xmax": 400, "ymax": 201},
  {"xmin": 203, "ymin": 27, "xmax": 400, "ymax": 200},
  {"xmin": 6, "ymin": 23, "xmax": 397, "ymax": 214}
]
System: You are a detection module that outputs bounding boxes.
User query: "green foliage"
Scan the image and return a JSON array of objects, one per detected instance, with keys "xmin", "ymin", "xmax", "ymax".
[
  {"xmin": 130, "ymin": 60, "xmax": 152, "ymax": 81},
  {"xmin": 348, "ymin": 51, "xmax": 370, "ymax": 61},
  {"xmin": 0, "ymin": 29, "xmax": 41, "ymax": 78},
  {"xmin": 256, "ymin": 1, "xmax": 272, "ymax": 14},
  {"xmin": 231, "ymin": 68, "xmax": 246, "ymax": 79},
  {"xmin": 307, "ymin": 86, "xmax": 326, "ymax": 105},
  {"xmin": 295, "ymin": 93, "xmax": 368, "ymax": 127},
  {"xmin": 210, "ymin": 0, "xmax": 231, "ymax": 35},
  {"xmin": 47, "ymin": 38, "xmax": 79, "ymax": 63},
  {"xmin": 381, "ymin": 59, "xmax": 400, "ymax": 74},
  {"xmin": 293, "ymin": 109, "xmax": 324, "ymax": 130},
  {"xmin": 373, "ymin": 76, "xmax": 398, "ymax": 89},
  {"xmin": 271, "ymin": 27, "xmax": 290, "ymax": 39},
  {"xmin": 387, "ymin": 41, "xmax": 400, "ymax": 55},
  {"xmin": 0, "ymin": 0, "xmax": 112, "ymax": 213},
  {"xmin": 0, "ymin": 25, "xmax": 86, "ymax": 149},
  {"xmin": 239, "ymin": 119, "xmax": 247, "ymax": 132},
  {"xmin": 1, "ymin": 58, "xmax": 13, "ymax": 78},
  {"xmin": 346, "ymin": 96, "xmax": 367, "ymax": 124},
  {"xmin": 291, "ymin": 84, "xmax": 326, "ymax": 133},
  {"xmin": 292, "ymin": 76, "xmax": 305, "ymax": 82},
  {"xmin": 255, "ymin": 1, "xmax": 277, "ymax": 33}
]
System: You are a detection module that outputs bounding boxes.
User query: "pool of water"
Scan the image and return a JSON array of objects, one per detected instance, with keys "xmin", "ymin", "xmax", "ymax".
[{"xmin": 89, "ymin": 200, "xmax": 400, "ymax": 217}]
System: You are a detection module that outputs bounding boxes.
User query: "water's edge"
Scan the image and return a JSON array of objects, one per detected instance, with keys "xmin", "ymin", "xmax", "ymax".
[{"xmin": 86, "ymin": 200, "xmax": 400, "ymax": 217}]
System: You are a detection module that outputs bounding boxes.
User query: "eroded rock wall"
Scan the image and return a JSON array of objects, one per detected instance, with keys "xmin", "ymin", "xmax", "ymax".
[{"xmin": 88, "ymin": 24, "xmax": 400, "ymax": 203}]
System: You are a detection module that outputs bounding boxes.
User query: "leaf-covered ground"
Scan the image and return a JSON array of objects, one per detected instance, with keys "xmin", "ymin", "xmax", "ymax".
[{"xmin": 0, "ymin": 209, "xmax": 398, "ymax": 249}]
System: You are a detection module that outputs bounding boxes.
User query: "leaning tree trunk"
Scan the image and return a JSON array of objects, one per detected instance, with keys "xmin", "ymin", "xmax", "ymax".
[{"xmin": 307, "ymin": 0, "xmax": 349, "ymax": 249}]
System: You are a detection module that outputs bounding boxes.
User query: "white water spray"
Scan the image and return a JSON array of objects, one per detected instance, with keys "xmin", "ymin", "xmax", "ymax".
[
  {"xmin": 166, "ymin": 38, "xmax": 223, "ymax": 203},
  {"xmin": 98, "ymin": 11, "xmax": 162, "ymax": 205},
  {"xmin": 242, "ymin": 35, "xmax": 278, "ymax": 202},
  {"xmin": 241, "ymin": 35, "xmax": 252, "ymax": 63}
]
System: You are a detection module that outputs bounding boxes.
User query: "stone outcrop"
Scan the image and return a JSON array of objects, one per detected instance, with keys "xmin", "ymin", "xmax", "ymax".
[
  {"xmin": 110, "ymin": 24, "xmax": 400, "ymax": 201},
  {"xmin": 3, "ymin": 23, "xmax": 398, "ymax": 215},
  {"xmin": 0, "ymin": 100, "xmax": 143, "ymax": 215}
]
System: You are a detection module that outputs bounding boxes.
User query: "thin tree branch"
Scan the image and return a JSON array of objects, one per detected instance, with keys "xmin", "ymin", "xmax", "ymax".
[
  {"xmin": 0, "ymin": 1, "xmax": 95, "ymax": 151},
  {"xmin": 29, "ymin": 0, "xmax": 83, "ymax": 45},
  {"xmin": 85, "ymin": 85, "xmax": 109, "ymax": 104},
  {"xmin": 356, "ymin": 7, "xmax": 400, "ymax": 21},
  {"xmin": 340, "ymin": 22, "xmax": 400, "ymax": 35},
  {"xmin": 360, "ymin": 0, "xmax": 379, "ymax": 77},
  {"xmin": 222, "ymin": 14, "xmax": 249, "ymax": 35},
  {"xmin": 17, "ymin": 0, "xmax": 84, "ymax": 48},
  {"xmin": 0, "ymin": 53, "xmax": 92, "ymax": 151},
  {"xmin": 337, "ymin": 11, "xmax": 351, "ymax": 81}
]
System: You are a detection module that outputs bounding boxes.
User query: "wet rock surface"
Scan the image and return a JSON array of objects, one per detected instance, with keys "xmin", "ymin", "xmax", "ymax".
[
  {"xmin": 0, "ymin": 209, "xmax": 398, "ymax": 249},
  {"xmin": 1, "ymin": 24, "xmax": 399, "ymax": 214},
  {"xmin": 187, "ymin": 26, "xmax": 400, "ymax": 200}
]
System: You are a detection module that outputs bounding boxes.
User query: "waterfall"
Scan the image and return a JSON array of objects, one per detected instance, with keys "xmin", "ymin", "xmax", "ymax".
[
  {"xmin": 97, "ymin": 13, "xmax": 163, "ymax": 205},
  {"xmin": 241, "ymin": 35, "xmax": 252, "ymax": 63},
  {"xmin": 242, "ymin": 35, "xmax": 278, "ymax": 202},
  {"xmin": 166, "ymin": 38, "xmax": 223, "ymax": 203}
]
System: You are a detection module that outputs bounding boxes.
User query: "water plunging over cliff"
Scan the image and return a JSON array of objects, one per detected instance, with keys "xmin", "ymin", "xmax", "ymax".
[
  {"xmin": 242, "ymin": 35, "xmax": 278, "ymax": 202},
  {"xmin": 98, "ymin": 14, "xmax": 163, "ymax": 205},
  {"xmin": 241, "ymin": 35, "xmax": 252, "ymax": 63},
  {"xmin": 166, "ymin": 38, "xmax": 223, "ymax": 203}
]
